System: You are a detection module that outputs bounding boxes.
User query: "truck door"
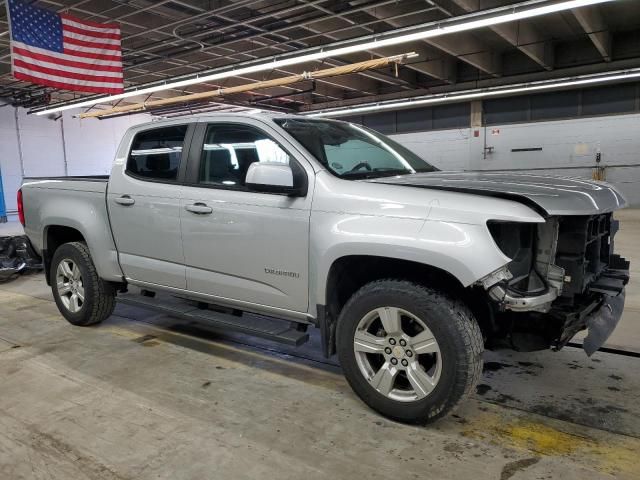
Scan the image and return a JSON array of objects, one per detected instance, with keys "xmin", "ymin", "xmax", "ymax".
[
  {"xmin": 180, "ymin": 119, "xmax": 313, "ymax": 314},
  {"xmin": 107, "ymin": 123, "xmax": 193, "ymax": 289}
]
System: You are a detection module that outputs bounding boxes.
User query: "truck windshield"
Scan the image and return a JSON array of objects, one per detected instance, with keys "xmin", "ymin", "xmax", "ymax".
[{"xmin": 274, "ymin": 118, "xmax": 438, "ymax": 179}]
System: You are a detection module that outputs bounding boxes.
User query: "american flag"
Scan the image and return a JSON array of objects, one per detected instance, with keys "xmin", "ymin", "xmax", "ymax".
[{"xmin": 7, "ymin": 0, "xmax": 124, "ymax": 94}]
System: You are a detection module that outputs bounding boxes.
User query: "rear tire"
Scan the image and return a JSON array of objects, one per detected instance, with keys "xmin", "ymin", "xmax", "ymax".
[
  {"xmin": 336, "ymin": 279, "xmax": 483, "ymax": 424},
  {"xmin": 50, "ymin": 242, "xmax": 115, "ymax": 326}
]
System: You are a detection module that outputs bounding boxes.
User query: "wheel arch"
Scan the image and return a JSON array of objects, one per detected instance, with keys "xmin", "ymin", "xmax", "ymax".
[
  {"xmin": 40, "ymin": 214, "xmax": 123, "ymax": 285},
  {"xmin": 43, "ymin": 224, "xmax": 87, "ymax": 285},
  {"xmin": 325, "ymin": 255, "xmax": 466, "ymax": 314},
  {"xmin": 318, "ymin": 254, "xmax": 472, "ymax": 357}
]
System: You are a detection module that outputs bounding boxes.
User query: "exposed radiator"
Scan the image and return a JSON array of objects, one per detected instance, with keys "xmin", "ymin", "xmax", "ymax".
[{"xmin": 555, "ymin": 213, "xmax": 614, "ymax": 298}]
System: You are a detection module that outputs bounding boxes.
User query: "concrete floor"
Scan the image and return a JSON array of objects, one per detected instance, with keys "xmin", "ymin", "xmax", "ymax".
[
  {"xmin": 605, "ymin": 208, "xmax": 640, "ymax": 351},
  {"xmin": 1, "ymin": 275, "xmax": 640, "ymax": 480},
  {"xmin": 1, "ymin": 212, "xmax": 639, "ymax": 480}
]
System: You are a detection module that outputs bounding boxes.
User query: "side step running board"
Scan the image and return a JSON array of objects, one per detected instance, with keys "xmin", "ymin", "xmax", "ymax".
[{"xmin": 117, "ymin": 292, "xmax": 309, "ymax": 346}]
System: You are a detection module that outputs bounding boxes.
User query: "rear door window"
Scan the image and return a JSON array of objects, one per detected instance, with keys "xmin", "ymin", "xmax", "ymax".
[{"xmin": 127, "ymin": 125, "xmax": 188, "ymax": 181}]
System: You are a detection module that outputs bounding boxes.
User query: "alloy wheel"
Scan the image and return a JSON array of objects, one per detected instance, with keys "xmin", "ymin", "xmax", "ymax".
[
  {"xmin": 56, "ymin": 259, "xmax": 85, "ymax": 314},
  {"xmin": 353, "ymin": 307, "xmax": 442, "ymax": 402}
]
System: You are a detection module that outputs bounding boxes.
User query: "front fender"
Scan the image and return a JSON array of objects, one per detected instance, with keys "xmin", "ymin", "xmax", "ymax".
[
  {"xmin": 308, "ymin": 172, "xmax": 546, "ymax": 310},
  {"xmin": 309, "ymin": 211, "xmax": 512, "ymax": 307}
]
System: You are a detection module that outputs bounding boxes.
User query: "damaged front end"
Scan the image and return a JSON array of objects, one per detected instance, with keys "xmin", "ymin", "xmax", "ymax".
[{"xmin": 479, "ymin": 214, "xmax": 630, "ymax": 356}]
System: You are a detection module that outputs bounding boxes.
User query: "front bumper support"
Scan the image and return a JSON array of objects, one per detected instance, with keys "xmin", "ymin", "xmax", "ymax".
[
  {"xmin": 582, "ymin": 290, "xmax": 626, "ymax": 355},
  {"xmin": 555, "ymin": 257, "xmax": 630, "ymax": 355}
]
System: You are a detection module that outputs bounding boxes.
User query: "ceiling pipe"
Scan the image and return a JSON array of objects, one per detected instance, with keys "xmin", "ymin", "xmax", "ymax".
[{"xmin": 78, "ymin": 53, "xmax": 417, "ymax": 119}]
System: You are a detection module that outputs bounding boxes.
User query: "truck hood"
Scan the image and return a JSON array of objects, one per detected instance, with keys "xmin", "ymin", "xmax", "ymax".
[{"xmin": 367, "ymin": 172, "xmax": 626, "ymax": 216}]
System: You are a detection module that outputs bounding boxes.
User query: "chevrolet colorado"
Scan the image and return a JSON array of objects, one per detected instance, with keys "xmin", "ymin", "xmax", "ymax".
[{"xmin": 19, "ymin": 113, "xmax": 630, "ymax": 423}]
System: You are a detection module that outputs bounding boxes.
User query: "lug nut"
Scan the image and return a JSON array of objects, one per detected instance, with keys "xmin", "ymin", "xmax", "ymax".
[
  {"xmin": 399, "ymin": 339, "xmax": 407, "ymax": 347},
  {"xmin": 385, "ymin": 347, "xmax": 392, "ymax": 354},
  {"xmin": 401, "ymin": 359, "xmax": 408, "ymax": 367},
  {"xmin": 406, "ymin": 350, "xmax": 413, "ymax": 357},
  {"xmin": 389, "ymin": 338, "xmax": 396, "ymax": 345},
  {"xmin": 390, "ymin": 358, "xmax": 398, "ymax": 365}
]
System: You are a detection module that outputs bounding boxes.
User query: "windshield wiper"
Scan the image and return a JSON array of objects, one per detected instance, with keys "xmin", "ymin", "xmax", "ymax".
[
  {"xmin": 342, "ymin": 169, "xmax": 410, "ymax": 180},
  {"xmin": 373, "ymin": 168, "xmax": 412, "ymax": 174}
]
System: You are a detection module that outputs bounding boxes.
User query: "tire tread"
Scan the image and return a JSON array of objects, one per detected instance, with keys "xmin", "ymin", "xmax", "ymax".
[
  {"xmin": 51, "ymin": 242, "xmax": 115, "ymax": 326},
  {"xmin": 337, "ymin": 279, "xmax": 483, "ymax": 423}
]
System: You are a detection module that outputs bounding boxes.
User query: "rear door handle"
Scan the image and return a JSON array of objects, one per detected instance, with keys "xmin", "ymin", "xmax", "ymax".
[
  {"xmin": 185, "ymin": 202, "xmax": 213, "ymax": 215},
  {"xmin": 114, "ymin": 195, "xmax": 135, "ymax": 206}
]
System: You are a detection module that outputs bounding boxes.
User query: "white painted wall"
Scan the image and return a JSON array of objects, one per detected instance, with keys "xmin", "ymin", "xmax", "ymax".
[
  {"xmin": 0, "ymin": 106, "xmax": 24, "ymax": 218},
  {"xmin": 392, "ymin": 127, "xmax": 471, "ymax": 172},
  {"xmin": 390, "ymin": 112, "xmax": 640, "ymax": 207},
  {"xmin": 61, "ymin": 111, "xmax": 150, "ymax": 176},
  {"xmin": 0, "ymin": 106, "xmax": 150, "ymax": 217}
]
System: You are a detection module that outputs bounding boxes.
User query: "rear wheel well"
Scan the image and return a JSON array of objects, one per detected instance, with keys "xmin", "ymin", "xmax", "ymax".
[
  {"xmin": 44, "ymin": 226, "xmax": 86, "ymax": 285},
  {"xmin": 322, "ymin": 255, "xmax": 491, "ymax": 356}
]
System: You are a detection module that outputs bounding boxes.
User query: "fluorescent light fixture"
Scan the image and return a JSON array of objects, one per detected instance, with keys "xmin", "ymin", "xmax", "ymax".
[
  {"xmin": 307, "ymin": 68, "xmax": 640, "ymax": 117},
  {"xmin": 34, "ymin": 0, "xmax": 614, "ymax": 116}
]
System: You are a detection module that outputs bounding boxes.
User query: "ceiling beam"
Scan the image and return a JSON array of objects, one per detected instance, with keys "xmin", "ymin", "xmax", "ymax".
[
  {"xmin": 572, "ymin": 6, "xmax": 611, "ymax": 62},
  {"xmin": 119, "ymin": 0, "xmax": 414, "ymax": 95},
  {"xmin": 297, "ymin": 3, "xmax": 453, "ymax": 83},
  {"xmin": 243, "ymin": 4, "xmax": 415, "ymax": 91},
  {"xmin": 405, "ymin": 55, "xmax": 457, "ymax": 84},
  {"xmin": 362, "ymin": 3, "xmax": 500, "ymax": 77},
  {"xmin": 127, "ymin": 1, "xmax": 384, "ymax": 99},
  {"xmin": 121, "ymin": 0, "xmax": 448, "ymax": 86},
  {"xmin": 450, "ymin": 0, "xmax": 553, "ymax": 70},
  {"xmin": 426, "ymin": 35, "xmax": 501, "ymax": 77}
]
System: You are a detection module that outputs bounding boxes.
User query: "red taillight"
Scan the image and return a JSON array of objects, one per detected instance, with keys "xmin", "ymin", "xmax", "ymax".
[{"xmin": 17, "ymin": 189, "xmax": 25, "ymax": 227}]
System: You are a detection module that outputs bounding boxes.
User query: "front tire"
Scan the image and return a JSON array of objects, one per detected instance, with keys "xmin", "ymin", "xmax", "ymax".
[
  {"xmin": 50, "ymin": 242, "xmax": 115, "ymax": 326},
  {"xmin": 336, "ymin": 279, "xmax": 483, "ymax": 424}
]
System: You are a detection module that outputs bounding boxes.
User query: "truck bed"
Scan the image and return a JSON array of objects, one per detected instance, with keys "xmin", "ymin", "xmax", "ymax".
[
  {"xmin": 23, "ymin": 176, "xmax": 110, "ymax": 181},
  {"xmin": 21, "ymin": 175, "xmax": 121, "ymax": 283}
]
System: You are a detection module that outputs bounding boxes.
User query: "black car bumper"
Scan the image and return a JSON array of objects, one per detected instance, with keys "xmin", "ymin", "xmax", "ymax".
[{"xmin": 554, "ymin": 255, "xmax": 630, "ymax": 355}]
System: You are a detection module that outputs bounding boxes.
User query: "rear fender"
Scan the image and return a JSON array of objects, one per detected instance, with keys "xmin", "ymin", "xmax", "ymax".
[{"xmin": 31, "ymin": 191, "xmax": 123, "ymax": 283}]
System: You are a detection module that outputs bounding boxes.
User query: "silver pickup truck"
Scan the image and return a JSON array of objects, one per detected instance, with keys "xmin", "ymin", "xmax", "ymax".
[{"xmin": 19, "ymin": 113, "xmax": 630, "ymax": 423}]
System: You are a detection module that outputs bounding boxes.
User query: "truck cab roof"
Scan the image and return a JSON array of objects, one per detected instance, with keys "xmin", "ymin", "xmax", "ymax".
[{"xmin": 133, "ymin": 111, "xmax": 317, "ymax": 130}]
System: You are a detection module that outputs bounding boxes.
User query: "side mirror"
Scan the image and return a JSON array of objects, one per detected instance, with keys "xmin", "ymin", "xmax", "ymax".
[{"xmin": 246, "ymin": 162, "xmax": 304, "ymax": 196}]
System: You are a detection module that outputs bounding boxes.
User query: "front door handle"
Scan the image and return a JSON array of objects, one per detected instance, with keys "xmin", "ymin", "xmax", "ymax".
[
  {"xmin": 185, "ymin": 202, "xmax": 213, "ymax": 215},
  {"xmin": 114, "ymin": 195, "xmax": 135, "ymax": 206}
]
